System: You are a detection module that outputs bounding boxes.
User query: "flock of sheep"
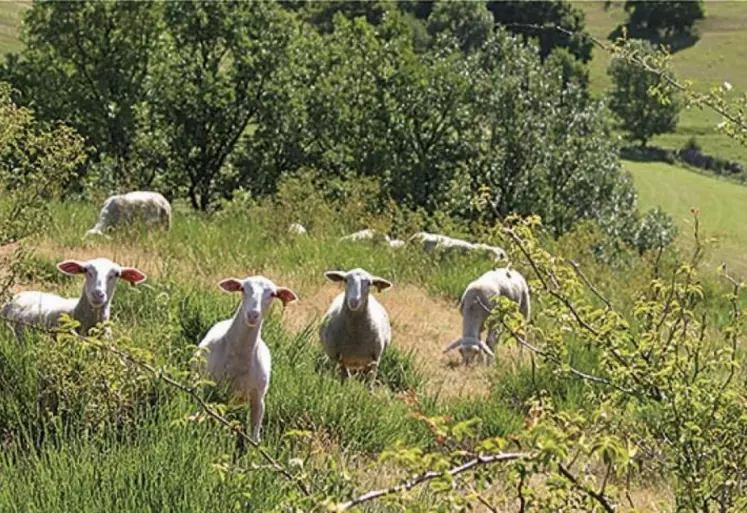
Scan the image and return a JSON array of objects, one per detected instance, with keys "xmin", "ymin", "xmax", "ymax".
[{"xmin": 1, "ymin": 191, "xmax": 530, "ymax": 442}]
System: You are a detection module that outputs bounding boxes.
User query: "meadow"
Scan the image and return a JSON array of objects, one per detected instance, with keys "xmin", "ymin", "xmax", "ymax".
[
  {"xmin": 626, "ymin": 159, "xmax": 747, "ymax": 276},
  {"xmin": 1, "ymin": 196, "xmax": 685, "ymax": 511}
]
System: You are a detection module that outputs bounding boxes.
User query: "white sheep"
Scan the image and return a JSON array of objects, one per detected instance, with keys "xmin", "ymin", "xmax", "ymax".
[
  {"xmin": 444, "ymin": 267, "xmax": 530, "ymax": 365},
  {"xmin": 339, "ymin": 229, "xmax": 391, "ymax": 244},
  {"xmin": 388, "ymin": 239, "xmax": 406, "ymax": 249},
  {"xmin": 319, "ymin": 268, "xmax": 392, "ymax": 389},
  {"xmin": 86, "ymin": 191, "xmax": 172, "ymax": 237},
  {"xmin": 288, "ymin": 223, "xmax": 308, "ymax": 235},
  {"xmin": 1, "ymin": 258, "xmax": 147, "ymax": 338},
  {"xmin": 195, "ymin": 276, "xmax": 298, "ymax": 442},
  {"xmin": 408, "ymin": 232, "xmax": 505, "ymax": 261}
]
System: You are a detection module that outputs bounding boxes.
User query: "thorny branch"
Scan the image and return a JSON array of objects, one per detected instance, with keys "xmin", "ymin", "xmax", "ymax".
[{"xmin": 333, "ymin": 453, "xmax": 529, "ymax": 511}]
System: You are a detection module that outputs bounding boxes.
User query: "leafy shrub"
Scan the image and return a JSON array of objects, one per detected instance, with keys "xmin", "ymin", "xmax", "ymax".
[
  {"xmin": 633, "ymin": 207, "xmax": 679, "ymax": 255},
  {"xmin": 607, "ymin": 38, "xmax": 681, "ymax": 147}
]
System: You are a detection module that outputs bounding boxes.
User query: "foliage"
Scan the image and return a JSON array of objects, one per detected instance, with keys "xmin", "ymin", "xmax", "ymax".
[
  {"xmin": 0, "ymin": 81, "xmax": 86, "ymax": 300},
  {"xmin": 0, "ymin": 1, "xmax": 162, "ymax": 176},
  {"xmin": 607, "ymin": 38, "xmax": 681, "ymax": 146},
  {"xmin": 426, "ymin": 0, "xmax": 494, "ymax": 53},
  {"xmin": 632, "ymin": 206, "xmax": 678, "ymax": 255},
  {"xmin": 487, "ymin": 0, "xmax": 593, "ymax": 63},
  {"xmin": 149, "ymin": 1, "xmax": 295, "ymax": 210},
  {"xmin": 624, "ymin": 0, "xmax": 705, "ymax": 38}
]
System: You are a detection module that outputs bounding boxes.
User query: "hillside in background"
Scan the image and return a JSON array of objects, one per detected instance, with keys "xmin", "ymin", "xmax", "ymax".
[
  {"xmin": 1, "ymin": 1, "xmax": 746, "ymax": 268},
  {"xmin": 0, "ymin": 1, "xmax": 27, "ymax": 55},
  {"xmin": 627, "ymin": 159, "xmax": 747, "ymax": 275},
  {"xmin": 577, "ymin": 0, "xmax": 747, "ymax": 163}
]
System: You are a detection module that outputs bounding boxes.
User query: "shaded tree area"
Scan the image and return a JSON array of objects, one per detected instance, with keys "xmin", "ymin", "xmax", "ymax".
[
  {"xmin": 1, "ymin": 0, "xmax": 668, "ymax": 253},
  {"xmin": 608, "ymin": 0, "xmax": 705, "ymax": 53}
]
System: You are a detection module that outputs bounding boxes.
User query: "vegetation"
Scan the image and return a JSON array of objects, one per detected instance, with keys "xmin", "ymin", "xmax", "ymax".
[
  {"xmin": 1, "ymin": 1, "xmax": 747, "ymax": 511},
  {"xmin": 580, "ymin": 1, "xmax": 747, "ymax": 163},
  {"xmin": 624, "ymin": 0, "xmax": 705, "ymax": 39},
  {"xmin": 607, "ymin": 38, "xmax": 681, "ymax": 147},
  {"xmin": 0, "ymin": 0, "xmax": 664, "ymax": 253}
]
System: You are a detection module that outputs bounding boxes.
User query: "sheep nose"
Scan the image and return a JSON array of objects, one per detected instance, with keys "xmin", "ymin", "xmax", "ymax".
[
  {"xmin": 92, "ymin": 290, "xmax": 106, "ymax": 302},
  {"xmin": 245, "ymin": 310, "xmax": 261, "ymax": 325},
  {"xmin": 348, "ymin": 298, "xmax": 361, "ymax": 310}
]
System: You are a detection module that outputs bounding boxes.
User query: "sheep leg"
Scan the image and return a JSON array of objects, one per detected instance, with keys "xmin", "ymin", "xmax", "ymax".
[
  {"xmin": 249, "ymin": 389, "xmax": 265, "ymax": 443},
  {"xmin": 366, "ymin": 362, "xmax": 378, "ymax": 392},
  {"xmin": 339, "ymin": 365, "xmax": 350, "ymax": 384},
  {"xmin": 485, "ymin": 329, "xmax": 498, "ymax": 365}
]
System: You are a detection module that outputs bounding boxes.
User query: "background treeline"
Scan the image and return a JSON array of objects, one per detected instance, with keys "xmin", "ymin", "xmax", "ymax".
[{"xmin": 1, "ymin": 0, "xmax": 680, "ymax": 252}]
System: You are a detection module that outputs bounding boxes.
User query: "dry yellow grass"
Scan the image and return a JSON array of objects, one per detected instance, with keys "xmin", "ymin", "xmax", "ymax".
[{"xmin": 29, "ymin": 237, "xmax": 519, "ymax": 399}]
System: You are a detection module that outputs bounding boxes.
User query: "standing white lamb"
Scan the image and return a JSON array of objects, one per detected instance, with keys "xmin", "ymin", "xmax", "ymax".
[
  {"xmin": 444, "ymin": 267, "xmax": 530, "ymax": 365},
  {"xmin": 195, "ymin": 276, "xmax": 298, "ymax": 442},
  {"xmin": 86, "ymin": 191, "xmax": 172, "ymax": 237},
  {"xmin": 319, "ymin": 268, "xmax": 392, "ymax": 389},
  {"xmin": 0, "ymin": 258, "xmax": 147, "ymax": 338}
]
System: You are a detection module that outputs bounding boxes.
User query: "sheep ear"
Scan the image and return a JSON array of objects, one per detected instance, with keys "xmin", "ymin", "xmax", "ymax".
[
  {"xmin": 372, "ymin": 277, "xmax": 392, "ymax": 292},
  {"xmin": 218, "ymin": 278, "xmax": 243, "ymax": 293},
  {"xmin": 57, "ymin": 260, "xmax": 87, "ymax": 276},
  {"xmin": 273, "ymin": 287, "xmax": 298, "ymax": 306},
  {"xmin": 443, "ymin": 338, "xmax": 463, "ymax": 354},
  {"xmin": 324, "ymin": 271, "xmax": 347, "ymax": 283},
  {"xmin": 120, "ymin": 267, "xmax": 147, "ymax": 285}
]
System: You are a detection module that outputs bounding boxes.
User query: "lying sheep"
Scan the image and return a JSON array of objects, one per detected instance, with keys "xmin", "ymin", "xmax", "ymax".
[
  {"xmin": 288, "ymin": 223, "xmax": 308, "ymax": 235},
  {"xmin": 86, "ymin": 191, "xmax": 171, "ymax": 237},
  {"xmin": 320, "ymin": 268, "xmax": 392, "ymax": 389},
  {"xmin": 196, "ymin": 276, "xmax": 298, "ymax": 442},
  {"xmin": 1, "ymin": 258, "xmax": 147, "ymax": 338},
  {"xmin": 388, "ymin": 239, "xmax": 406, "ymax": 249},
  {"xmin": 444, "ymin": 267, "xmax": 530, "ymax": 365},
  {"xmin": 408, "ymin": 232, "xmax": 505, "ymax": 261},
  {"xmin": 339, "ymin": 229, "xmax": 391, "ymax": 244}
]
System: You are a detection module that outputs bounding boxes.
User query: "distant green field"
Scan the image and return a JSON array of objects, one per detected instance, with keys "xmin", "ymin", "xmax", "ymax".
[
  {"xmin": 0, "ymin": 1, "xmax": 27, "ymax": 56},
  {"xmin": 576, "ymin": 1, "xmax": 747, "ymax": 163},
  {"xmin": 626, "ymin": 159, "xmax": 747, "ymax": 275}
]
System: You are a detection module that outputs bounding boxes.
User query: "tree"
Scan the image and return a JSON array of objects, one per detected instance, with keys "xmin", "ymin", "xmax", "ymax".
[
  {"xmin": 426, "ymin": 0, "xmax": 494, "ymax": 53},
  {"xmin": 625, "ymin": 0, "xmax": 705, "ymax": 38},
  {"xmin": 486, "ymin": 0, "xmax": 593, "ymax": 63},
  {"xmin": 1, "ymin": 1, "xmax": 162, "ymax": 170},
  {"xmin": 150, "ymin": 2, "xmax": 295, "ymax": 210},
  {"xmin": 607, "ymin": 39, "xmax": 681, "ymax": 147}
]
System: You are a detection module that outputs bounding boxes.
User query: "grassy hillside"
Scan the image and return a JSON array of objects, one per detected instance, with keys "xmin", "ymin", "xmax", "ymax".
[
  {"xmin": 626, "ymin": 158, "xmax": 747, "ymax": 275},
  {"xmin": 577, "ymin": 1, "xmax": 747, "ymax": 163},
  {"xmin": 0, "ymin": 199, "xmax": 681, "ymax": 510},
  {"xmin": 0, "ymin": 2, "xmax": 27, "ymax": 56}
]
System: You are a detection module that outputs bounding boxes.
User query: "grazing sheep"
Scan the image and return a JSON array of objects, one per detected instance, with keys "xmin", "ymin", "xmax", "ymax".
[
  {"xmin": 319, "ymin": 268, "xmax": 392, "ymax": 389},
  {"xmin": 339, "ymin": 229, "xmax": 391, "ymax": 244},
  {"xmin": 444, "ymin": 267, "xmax": 530, "ymax": 365},
  {"xmin": 196, "ymin": 276, "xmax": 298, "ymax": 442},
  {"xmin": 86, "ymin": 191, "xmax": 171, "ymax": 237},
  {"xmin": 408, "ymin": 232, "xmax": 505, "ymax": 261},
  {"xmin": 0, "ymin": 258, "xmax": 147, "ymax": 338},
  {"xmin": 288, "ymin": 223, "xmax": 308, "ymax": 235}
]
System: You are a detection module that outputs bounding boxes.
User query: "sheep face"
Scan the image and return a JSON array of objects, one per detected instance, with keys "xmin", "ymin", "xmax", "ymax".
[
  {"xmin": 57, "ymin": 258, "xmax": 147, "ymax": 308},
  {"xmin": 219, "ymin": 276, "xmax": 298, "ymax": 328},
  {"xmin": 443, "ymin": 337, "xmax": 494, "ymax": 366},
  {"xmin": 324, "ymin": 268, "xmax": 392, "ymax": 312},
  {"xmin": 459, "ymin": 345, "xmax": 482, "ymax": 365}
]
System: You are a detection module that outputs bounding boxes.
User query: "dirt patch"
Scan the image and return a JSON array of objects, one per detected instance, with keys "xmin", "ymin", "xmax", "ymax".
[{"xmin": 30, "ymin": 239, "xmax": 518, "ymax": 398}]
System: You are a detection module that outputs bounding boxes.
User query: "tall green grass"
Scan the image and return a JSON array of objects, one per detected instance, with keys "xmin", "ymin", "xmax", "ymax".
[{"xmin": 2, "ymin": 197, "xmax": 739, "ymax": 510}]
